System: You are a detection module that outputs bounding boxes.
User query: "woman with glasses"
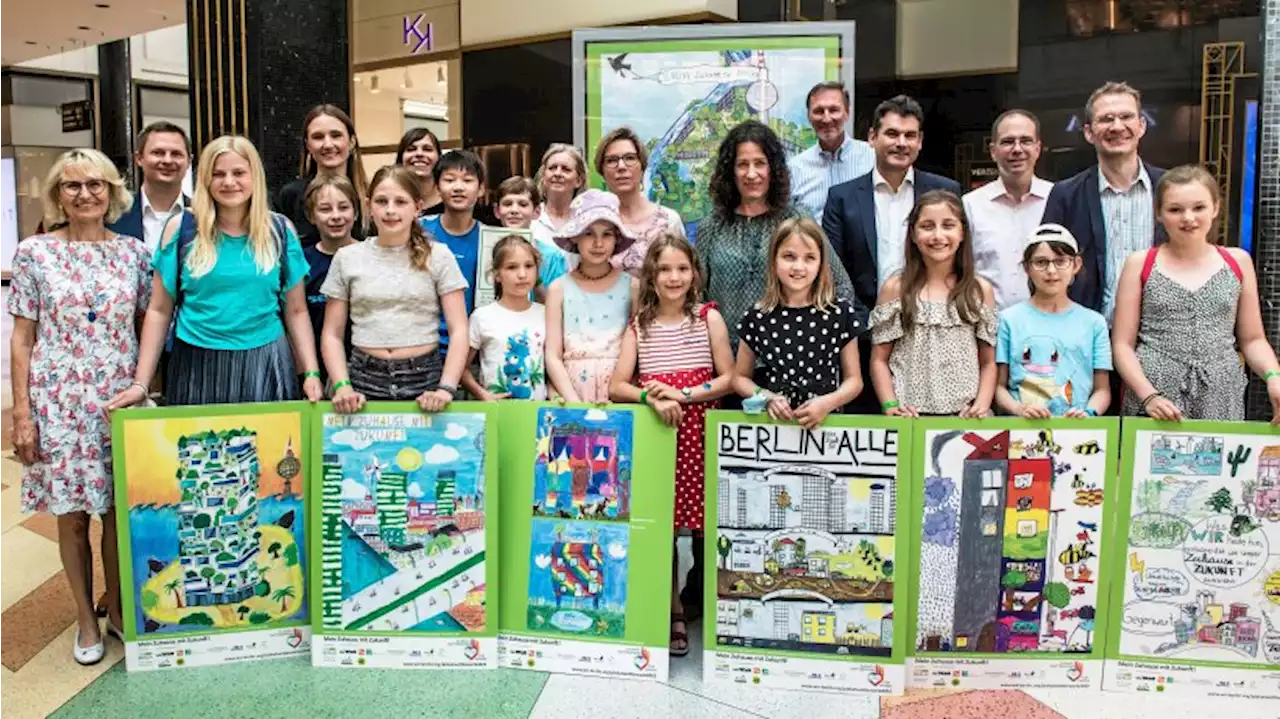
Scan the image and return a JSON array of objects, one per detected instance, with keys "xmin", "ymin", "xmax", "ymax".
[
  {"xmin": 594, "ymin": 127, "xmax": 685, "ymax": 277},
  {"xmin": 8, "ymin": 148, "xmax": 151, "ymax": 664}
]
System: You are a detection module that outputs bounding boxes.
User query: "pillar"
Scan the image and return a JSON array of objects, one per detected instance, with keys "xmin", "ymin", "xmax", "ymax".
[
  {"xmin": 186, "ymin": 0, "xmax": 350, "ymax": 194},
  {"xmin": 97, "ymin": 39, "xmax": 135, "ymax": 186},
  {"xmin": 1248, "ymin": 0, "xmax": 1279, "ymax": 421}
]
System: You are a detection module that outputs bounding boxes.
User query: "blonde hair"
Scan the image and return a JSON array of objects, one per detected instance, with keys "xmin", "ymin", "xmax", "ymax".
[
  {"xmin": 593, "ymin": 127, "xmax": 649, "ymax": 175},
  {"xmin": 1156, "ymin": 164, "xmax": 1222, "ymax": 243},
  {"xmin": 1085, "ymin": 81, "xmax": 1142, "ymax": 123},
  {"xmin": 182, "ymin": 135, "xmax": 277, "ymax": 277},
  {"xmin": 758, "ymin": 217, "xmax": 836, "ymax": 312},
  {"xmin": 42, "ymin": 148, "xmax": 132, "ymax": 228},
  {"xmin": 305, "ymin": 173, "xmax": 360, "ymax": 221},
  {"xmin": 369, "ymin": 165, "xmax": 434, "ymax": 272},
  {"xmin": 489, "ymin": 234, "xmax": 542, "ymax": 299},
  {"xmin": 534, "ymin": 143, "xmax": 586, "ymax": 200}
]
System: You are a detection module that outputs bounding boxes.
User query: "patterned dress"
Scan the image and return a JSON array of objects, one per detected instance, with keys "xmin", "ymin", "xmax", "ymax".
[
  {"xmin": 560, "ymin": 272, "xmax": 632, "ymax": 402},
  {"xmin": 612, "ymin": 204, "xmax": 686, "ymax": 278},
  {"xmin": 7, "ymin": 233, "xmax": 152, "ymax": 515},
  {"xmin": 871, "ymin": 298, "xmax": 998, "ymax": 415},
  {"xmin": 634, "ymin": 304, "xmax": 719, "ymax": 531}
]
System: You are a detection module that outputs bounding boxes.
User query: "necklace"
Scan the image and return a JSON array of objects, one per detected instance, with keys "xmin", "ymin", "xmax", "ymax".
[
  {"xmin": 74, "ymin": 234, "xmax": 108, "ymax": 323},
  {"xmin": 575, "ymin": 264, "xmax": 612, "ymax": 281}
]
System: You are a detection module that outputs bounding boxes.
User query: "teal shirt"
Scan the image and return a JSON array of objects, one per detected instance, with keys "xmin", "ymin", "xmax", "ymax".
[{"xmin": 153, "ymin": 226, "xmax": 309, "ymax": 350}]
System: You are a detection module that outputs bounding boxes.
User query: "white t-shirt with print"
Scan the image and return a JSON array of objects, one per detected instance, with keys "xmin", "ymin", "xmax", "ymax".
[{"xmin": 468, "ymin": 301, "xmax": 547, "ymax": 400}]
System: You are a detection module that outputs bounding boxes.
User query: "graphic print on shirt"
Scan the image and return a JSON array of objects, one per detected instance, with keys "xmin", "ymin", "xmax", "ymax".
[
  {"xmin": 1015, "ymin": 336, "xmax": 1088, "ymax": 415},
  {"xmin": 493, "ymin": 329, "xmax": 545, "ymax": 399}
]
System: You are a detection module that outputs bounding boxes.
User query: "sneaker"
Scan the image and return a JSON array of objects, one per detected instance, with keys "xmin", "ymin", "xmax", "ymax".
[{"xmin": 73, "ymin": 629, "xmax": 105, "ymax": 666}]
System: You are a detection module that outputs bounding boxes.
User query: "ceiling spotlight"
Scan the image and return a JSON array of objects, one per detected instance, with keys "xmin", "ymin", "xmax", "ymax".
[
  {"xmin": 369, "ymin": 74, "xmax": 381, "ymax": 94},
  {"xmin": 78, "ymin": 25, "xmax": 92, "ymax": 30},
  {"xmin": 95, "ymin": 3, "xmax": 110, "ymax": 7}
]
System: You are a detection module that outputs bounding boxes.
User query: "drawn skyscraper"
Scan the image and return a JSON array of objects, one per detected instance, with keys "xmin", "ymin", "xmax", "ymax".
[
  {"xmin": 320, "ymin": 452, "xmax": 344, "ymax": 626},
  {"xmin": 769, "ymin": 485, "xmax": 787, "ymax": 527},
  {"xmin": 869, "ymin": 483, "xmax": 886, "ymax": 533},
  {"xmin": 377, "ymin": 468, "xmax": 409, "ymax": 545},
  {"xmin": 436, "ymin": 470, "xmax": 457, "ymax": 516}
]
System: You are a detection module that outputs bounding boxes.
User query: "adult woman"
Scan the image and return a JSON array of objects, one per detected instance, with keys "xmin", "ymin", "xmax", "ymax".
[
  {"xmin": 9, "ymin": 148, "xmax": 150, "ymax": 663},
  {"xmin": 1113, "ymin": 165, "xmax": 1280, "ymax": 422},
  {"xmin": 531, "ymin": 143, "xmax": 587, "ymax": 257},
  {"xmin": 275, "ymin": 104, "xmax": 369, "ymax": 247},
  {"xmin": 594, "ymin": 127, "xmax": 685, "ymax": 276},
  {"xmin": 695, "ymin": 120, "xmax": 856, "ymax": 347},
  {"xmin": 108, "ymin": 135, "xmax": 323, "ymax": 408},
  {"xmin": 395, "ymin": 127, "xmax": 444, "ymax": 215}
]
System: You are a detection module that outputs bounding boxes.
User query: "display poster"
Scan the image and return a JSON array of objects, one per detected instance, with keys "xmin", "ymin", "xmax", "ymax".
[
  {"xmin": 906, "ymin": 419, "xmax": 1119, "ymax": 690},
  {"xmin": 475, "ymin": 226, "xmax": 531, "ymax": 309},
  {"xmin": 1104, "ymin": 419, "xmax": 1280, "ymax": 699},
  {"xmin": 112, "ymin": 403, "xmax": 312, "ymax": 672},
  {"xmin": 574, "ymin": 23, "xmax": 853, "ymax": 237},
  {"xmin": 703, "ymin": 412, "xmax": 912, "ymax": 696},
  {"xmin": 496, "ymin": 403, "xmax": 676, "ymax": 682},
  {"xmin": 310, "ymin": 403, "xmax": 499, "ymax": 669}
]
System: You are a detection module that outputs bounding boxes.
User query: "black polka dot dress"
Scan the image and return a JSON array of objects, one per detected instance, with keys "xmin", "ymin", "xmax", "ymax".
[{"xmin": 737, "ymin": 299, "xmax": 861, "ymax": 409}]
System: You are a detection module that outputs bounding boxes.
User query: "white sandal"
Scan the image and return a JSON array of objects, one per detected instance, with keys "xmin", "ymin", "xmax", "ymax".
[{"xmin": 73, "ymin": 628, "xmax": 105, "ymax": 666}]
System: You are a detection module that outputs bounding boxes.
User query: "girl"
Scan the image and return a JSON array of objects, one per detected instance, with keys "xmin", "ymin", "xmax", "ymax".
[
  {"xmin": 108, "ymin": 135, "xmax": 323, "ymax": 408},
  {"xmin": 995, "ymin": 223, "xmax": 1111, "ymax": 418},
  {"xmin": 302, "ymin": 174, "xmax": 359, "ymax": 382},
  {"xmin": 870, "ymin": 190, "xmax": 997, "ymax": 418},
  {"xmin": 321, "ymin": 165, "xmax": 469, "ymax": 413},
  {"xmin": 732, "ymin": 217, "xmax": 863, "ymax": 429},
  {"xmin": 545, "ymin": 190, "xmax": 639, "ymax": 402},
  {"xmin": 610, "ymin": 234, "xmax": 734, "ymax": 657},
  {"xmin": 276, "ymin": 104, "xmax": 369, "ymax": 247},
  {"xmin": 396, "ymin": 127, "xmax": 444, "ymax": 215},
  {"xmin": 463, "ymin": 235, "xmax": 548, "ymax": 401},
  {"xmin": 1113, "ymin": 165, "xmax": 1280, "ymax": 422}
]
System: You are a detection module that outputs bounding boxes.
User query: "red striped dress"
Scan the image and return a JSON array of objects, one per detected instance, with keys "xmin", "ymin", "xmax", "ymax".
[{"xmin": 633, "ymin": 303, "xmax": 719, "ymax": 531}]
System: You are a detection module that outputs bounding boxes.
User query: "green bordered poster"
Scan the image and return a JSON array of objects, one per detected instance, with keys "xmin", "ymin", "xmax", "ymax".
[
  {"xmin": 572, "ymin": 22, "xmax": 853, "ymax": 235},
  {"xmin": 905, "ymin": 418, "xmax": 1119, "ymax": 691},
  {"xmin": 309, "ymin": 402, "xmax": 499, "ymax": 669},
  {"xmin": 703, "ymin": 412, "xmax": 912, "ymax": 695},
  {"xmin": 112, "ymin": 402, "xmax": 313, "ymax": 672},
  {"xmin": 496, "ymin": 402, "xmax": 676, "ymax": 681},
  {"xmin": 1104, "ymin": 418, "xmax": 1280, "ymax": 698}
]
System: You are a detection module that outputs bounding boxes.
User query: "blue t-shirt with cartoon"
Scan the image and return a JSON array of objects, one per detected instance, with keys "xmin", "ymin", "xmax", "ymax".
[{"xmin": 996, "ymin": 302, "xmax": 1112, "ymax": 416}]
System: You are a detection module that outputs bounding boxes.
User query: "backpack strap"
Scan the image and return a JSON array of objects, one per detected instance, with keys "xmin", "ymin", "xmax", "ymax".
[
  {"xmin": 1216, "ymin": 246, "xmax": 1244, "ymax": 283},
  {"xmin": 173, "ymin": 210, "xmax": 198, "ymax": 310},
  {"xmin": 270, "ymin": 212, "xmax": 290, "ymax": 296},
  {"xmin": 1138, "ymin": 246, "xmax": 1160, "ymax": 289}
]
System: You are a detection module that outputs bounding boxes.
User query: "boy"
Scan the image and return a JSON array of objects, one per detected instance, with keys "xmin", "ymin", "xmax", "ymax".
[
  {"xmin": 420, "ymin": 150, "xmax": 487, "ymax": 348},
  {"xmin": 494, "ymin": 175, "xmax": 568, "ymax": 300}
]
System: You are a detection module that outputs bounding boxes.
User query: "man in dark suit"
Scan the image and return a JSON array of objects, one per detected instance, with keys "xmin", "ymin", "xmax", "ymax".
[
  {"xmin": 1041, "ymin": 81, "xmax": 1165, "ymax": 321},
  {"xmin": 107, "ymin": 121, "xmax": 192, "ymax": 252},
  {"xmin": 822, "ymin": 95, "xmax": 960, "ymax": 413}
]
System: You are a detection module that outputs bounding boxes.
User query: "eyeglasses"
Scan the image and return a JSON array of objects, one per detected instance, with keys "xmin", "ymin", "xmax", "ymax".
[
  {"xmin": 602, "ymin": 153, "xmax": 640, "ymax": 169},
  {"xmin": 1028, "ymin": 257, "xmax": 1074, "ymax": 271},
  {"xmin": 1090, "ymin": 112, "xmax": 1138, "ymax": 127},
  {"xmin": 60, "ymin": 179, "xmax": 107, "ymax": 196}
]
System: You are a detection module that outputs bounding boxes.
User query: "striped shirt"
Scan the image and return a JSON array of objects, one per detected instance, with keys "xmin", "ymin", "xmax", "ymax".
[
  {"xmin": 635, "ymin": 313, "xmax": 714, "ymax": 377},
  {"xmin": 1099, "ymin": 165, "xmax": 1155, "ymax": 324},
  {"xmin": 788, "ymin": 135, "xmax": 876, "ymax": 223}
]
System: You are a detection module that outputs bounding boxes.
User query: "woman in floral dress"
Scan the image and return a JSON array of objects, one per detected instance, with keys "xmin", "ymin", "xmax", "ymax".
[{"xmin": 8, "ymin": 149, "xmax": 151, "ymax": 665}]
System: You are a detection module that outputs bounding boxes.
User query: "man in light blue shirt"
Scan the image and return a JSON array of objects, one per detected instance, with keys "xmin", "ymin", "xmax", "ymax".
[{"xmin": 788, "ymin": 82, "xmax": 875, "ymax": 223}]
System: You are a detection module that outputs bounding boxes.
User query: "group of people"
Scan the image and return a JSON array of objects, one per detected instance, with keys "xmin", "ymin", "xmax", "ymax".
[{"xmin": 10, "ymin": 79, "xmax": 1280, "ymax": 664}]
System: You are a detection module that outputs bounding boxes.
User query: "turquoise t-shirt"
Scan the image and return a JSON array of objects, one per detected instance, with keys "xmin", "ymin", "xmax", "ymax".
[
  {"xmin": 535, "ymin": 236, "xmax": 568, "ymax": 290},
  {"xmin": 996, "ymin": 301, "xmax": 1113, "ymax": 416},
  {"xmin": 153, "ymin": 225, "xmax": 309, "ymax": 351}
]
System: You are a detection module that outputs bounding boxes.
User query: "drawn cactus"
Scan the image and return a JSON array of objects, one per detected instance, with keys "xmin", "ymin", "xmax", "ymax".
[{"xmin": 1228, "ymin": 445, "xmax": 1252, "ymax": 477}]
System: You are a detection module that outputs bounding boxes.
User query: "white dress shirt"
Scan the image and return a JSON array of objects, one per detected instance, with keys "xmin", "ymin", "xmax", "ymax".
[
  {"xmin": 964, "ymin": 176, "xmax": 1054, "ymax": 310},
  {"xmin": 788, "ymin": 135, "xmax": 876, "ymax": 224},
  {"xmin": 140, "ymin": 188, "xmax": 186, "ymax": 255},
  {"xmin": 873, "ymin": 167, "xmax": 915, "ymax": 286}
]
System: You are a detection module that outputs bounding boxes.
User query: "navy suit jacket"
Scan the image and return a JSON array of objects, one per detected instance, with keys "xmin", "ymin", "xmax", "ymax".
[
  {"xmin": 106, "ymin": 190, "xmax": 190, "ymax": 242},
  {"xmin": 1040, "ymin": 162, "xmax": 1166, "ymax": 312},
  {"xmin": 822, "ymin": 169, "xmax": 962, "ymax": 311}
]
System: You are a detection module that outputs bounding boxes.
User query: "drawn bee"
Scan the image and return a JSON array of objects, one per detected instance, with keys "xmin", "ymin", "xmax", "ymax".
[
  {"xmin": 1071, "ymin": 474, "xmax": 1086, "ymax": 489},
  {"xmin": 1017, "ymin": 496, "xmax": 1033, "ymax": 511},
  {"xmin": 1058, "ymin": 541, "xmax": 1096, "ymax": 566},
  {"xmin": 1074, "ymin": 440, "xmax": 1101, "ymax": 455}
]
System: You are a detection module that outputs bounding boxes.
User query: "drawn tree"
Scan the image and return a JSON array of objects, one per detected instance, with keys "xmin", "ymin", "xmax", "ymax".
[
  {"xmin": 284, "ymin": 543, "xmax": 299, "ymax": 567},
  {"xmin": 717, "ymin": 535, "xmax": 732, "ymax": 569},
  {"xmin": 237, "ymin": 605, "xmax": 251, "ymax": 622},
  {"xmin": 1001, "ymin": 570, "xmax": 1027, "ymax": 611},
  {"xmin": 1042, "ymin": 581, "xmax": 1071, "ymax": 610},
  {"xmin": 164, "ymin": 578, "xmax": 185, "ymax": 608},
  {"xmin": 200, "ymin": 567, "xmax": 216, "ymax": 583},
  {"xmin": 179, "ymin": 611, "xmax": 215, "ymax": 626},
  {"xmin": 255, "ymin": 579, "xmax": 272, "ymax": 597},
  {"xmin": 795, "ymin": 537, "xmax": 807, "ymax": 563},
  {"xmin": 272, "ymin": 586, "xmax": 296, "ymax": 612},
  {"xmin": 141, "ymin": 589, "xmax": 160, "ymax": 611},
  {"xmin": 1206, "ymin": 487, "xmax": 1234, "ymax": 514},
  {"xmin": 881, "ymin": 559, "xmax": 894, "ymax": 580},
  {"xmin": 268, "ymin": 541, "xmax": 283, "ymax": 560},
  {"xmin": 193, "ymin": 513, "xmax": 212, "ymax": 530},
  {"xmin": 249, "ymin": 611, "xmax": 271, "ymax": 625}
]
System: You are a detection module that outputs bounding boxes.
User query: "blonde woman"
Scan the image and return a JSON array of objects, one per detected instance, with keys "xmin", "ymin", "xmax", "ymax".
[
  {"xmin": 8, "ymin": 148, "xmax": 149, "ymax": 663},
  {"xmin": 107, "ymin": 135, "xmax": 323, "ymax": 408},
  {"xmin": 531, "ymin": 143, "xmax": 587, "ymax": 265}
]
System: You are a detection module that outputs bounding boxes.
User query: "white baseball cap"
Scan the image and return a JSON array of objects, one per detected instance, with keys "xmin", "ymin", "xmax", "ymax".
[{"xmin": 1025, "ymin": 223, "xmax": 1080, "ymax": 253}]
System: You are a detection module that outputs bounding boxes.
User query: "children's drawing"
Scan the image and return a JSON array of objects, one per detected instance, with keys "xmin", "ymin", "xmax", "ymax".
[
  {"xmin": 1119, "ymin": 430, "xmax": 1280, "ymax": 664},
  {"xmin": 120, "ymin": 412, "xmax": 308, "ymax": 636},
  {"xmin": 915, "ymin": 428, "xmax": 1109, "ymax": 654},
  {"xmin": 532, "ymin": 407, "xmax": 633, "ymax": 521},
  {"xmin": 320, "ymin": 413, "xmax": 487, "ymax": 633},
  {"xmin": 713, "ymin": 423, "xmax": 900, "ymax": 656},
  {"xmin": 526, "ymin": 518, "xmax": 629, "ymax": 637}
]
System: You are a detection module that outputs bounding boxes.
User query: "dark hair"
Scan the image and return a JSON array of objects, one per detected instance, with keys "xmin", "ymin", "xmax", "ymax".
[
  {"xmin": 1021, "ymin": 240, "xmax": 1080, "ymax": 297},
  {"xmin": 136, "ymin": 121, "xmax": 191, "ymax": 155},
  {"xmin": 395, "ymin": 127, "xmax": 441, "ymax": 165},
  {"xmin": 899, "ymin": 190, "xmax": 983, "ymax": 331},
  {"xmin": 369, "ymin": 165, "xmax": 433, "ymax": 271},
  {"xmin": 433, "ymin": 149, "xmax": 486, "ymax": 185},
  {"xmin": 805, "ymin": 82, "xmax": 849, "ymax": 111},
  {"xmin": 299, "ymin": 104, "xmax": 369, "ymax": 200},
  {"xmin": 594, "ymin": 127, "xmax": 649, "ymax": 175},
  {"xmin": 490, "ymin": 234, "xmax": 542, "ymax": 299},
  {"xmin": 989, "ymin": 109, "xmax": 1041, "ymax": 144},
  {"xmin": 636, "ymin": 233, "xmax": 702, "ymax": 334},
  {"xmin": 496, "ymin": 175, "xmax": 540, "ymax": 205},
  {"xmin": 709, "ymin": 120, "xmax": 791, "ymax": 220},
  {"xmin": 872, "ymin": 95, "xmax": 924, "ymax": 131}
]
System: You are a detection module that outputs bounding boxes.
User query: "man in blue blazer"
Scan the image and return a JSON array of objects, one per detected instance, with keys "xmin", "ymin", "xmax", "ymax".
[
  {"xmin": 1041, "ymin": 81, "xmax": 1165, "ymax": 321},
  {"xmin": 107, "ymin": 121, "xmax": 192, "ymax": 252}
]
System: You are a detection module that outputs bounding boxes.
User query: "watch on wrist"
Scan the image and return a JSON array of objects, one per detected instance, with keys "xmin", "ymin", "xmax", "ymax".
[
  {"xmin": 681, "ymin": 387, "xmax": 693, "ymax": 402},
  {"xmin": 437, "ymin": 384, "xmax": 458, "ymax": 399}
]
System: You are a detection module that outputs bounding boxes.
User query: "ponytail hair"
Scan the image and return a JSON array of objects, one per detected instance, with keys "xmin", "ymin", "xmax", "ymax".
[{"xmin": 369, "ymin": 164, "xmax": 433, "ymax": 271}]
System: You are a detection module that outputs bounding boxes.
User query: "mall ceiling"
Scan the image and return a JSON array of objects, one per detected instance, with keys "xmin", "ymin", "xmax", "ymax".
[{"xmin": 2, "ymin": 0, "xmax": 183, "ymax": 66}]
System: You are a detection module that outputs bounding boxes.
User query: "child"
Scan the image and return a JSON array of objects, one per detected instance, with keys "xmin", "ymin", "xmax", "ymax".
[
  {"xmin": 463, "ymin": 234, "xmax": 548, "ymax": 401},
  {"xmin": 732, "ymin": 217, "xmax": 863, "ymax": 429},
  {"xmin": 995, "ymin": 224, "xmax": 1111, "ymax": 418},
  {"xmin": 545, "ymin": 190, "xmax": 640, "ymax": 403},
  {"xmin": 302, "ymin": 174, "xmax": 358, "ymax": 382},
  {"xmin": 609, "ymin": 234, "xmax": 734, "ymax": 657},
  {"xmin": 322, "ymin": 165, "xmax": 469, "ymax": 413},
  {"xmin": 870, "ymin": 190, "xmax": 997, "ymax": 417},
  {"xmin": 419, "ymin": 150, "xmax": 487, "ymax": 349},
  {"xmin": 1113, "ymin": 165, "xmax": 1280, "ymax": 423},
  {"xmin": 494, "ymin": 175, "xmax": 568, "ymax": 300}
]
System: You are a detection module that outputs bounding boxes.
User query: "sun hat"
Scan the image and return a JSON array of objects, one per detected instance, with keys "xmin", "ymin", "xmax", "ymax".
[
  {"xmin": 1024, "ymin": 223, "xmax": 1080, "ymax": 254},
  {"xmin": 552, "ymin": 189, "xmax": 636, "ymax": 255}
]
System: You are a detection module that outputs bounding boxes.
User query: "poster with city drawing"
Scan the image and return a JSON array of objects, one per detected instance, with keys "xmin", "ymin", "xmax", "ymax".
[
  {"xmin": 1104, "ymin": 419, "xmax": 1280, "ymax": 698},
  {"xmin": 703, "ymin": 413, "xmax": 912, "ymax": 696},
  {"xmin": 574, "ymin": 23, "xmax": 853, "ymax": 237},
  {"xmin": 497, "ymin": 403, "xmax": 675, "ymax": 681},
  {"xmin": 905, "ymin": 419, "xmax": 1119, "ymax": 691},
  {"xmin": 112, "ymin": 403, "xmax": 312, "ymax": 672},
  {"xmin": 310, "ymin": 403, "xmax": 499, "ymax": 670}
]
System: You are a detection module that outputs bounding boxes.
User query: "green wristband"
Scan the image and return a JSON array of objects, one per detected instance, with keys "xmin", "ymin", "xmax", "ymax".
[
  {"xmin": 1264, "ymin": 370, "xmax": 1280, "ymax": 382},
  {"xmin": 332, "ymin": 379, "xmax": 352, "ymax": 392},
  {"xmin": 881, "ymin": 400, "xmax": 900, "ymax": 411},
  {"xmin": 302, "ymin": 370, "xmax": 322, "ymax": 380},
  {"xmin": 639, "ymin": 389, "xmax": 649, "ymax": 406}
]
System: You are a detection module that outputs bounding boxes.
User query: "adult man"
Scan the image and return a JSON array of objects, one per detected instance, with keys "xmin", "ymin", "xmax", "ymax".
[
  {"xmin": 108, "ymin": 121, "xmax": 191, "ymax": 253},
  {"xmin": 964, "ymin": 110, "xmax": 1054, "ymax": 310},
  {"xmin": 1041, "ymin": 81, "xmax": 1166, "ymax": 321},
  {"xmin": 788, "ymin": 81, "xmax": 874, "ymax": 223}
]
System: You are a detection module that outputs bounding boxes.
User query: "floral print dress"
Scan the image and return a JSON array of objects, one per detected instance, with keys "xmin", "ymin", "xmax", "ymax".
[
  {"xmin": 7, "ymin": 233, "xmax": 152, "ymax": 515},
  {"xmin": 560, "ymin": 272, "xmax": 632, "ymax": 402}
]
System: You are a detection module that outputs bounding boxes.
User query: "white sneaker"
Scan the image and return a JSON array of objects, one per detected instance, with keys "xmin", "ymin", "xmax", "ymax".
[{"xmin": 73, "ymin": 628, "xmax": 105, "ymax": 665}]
